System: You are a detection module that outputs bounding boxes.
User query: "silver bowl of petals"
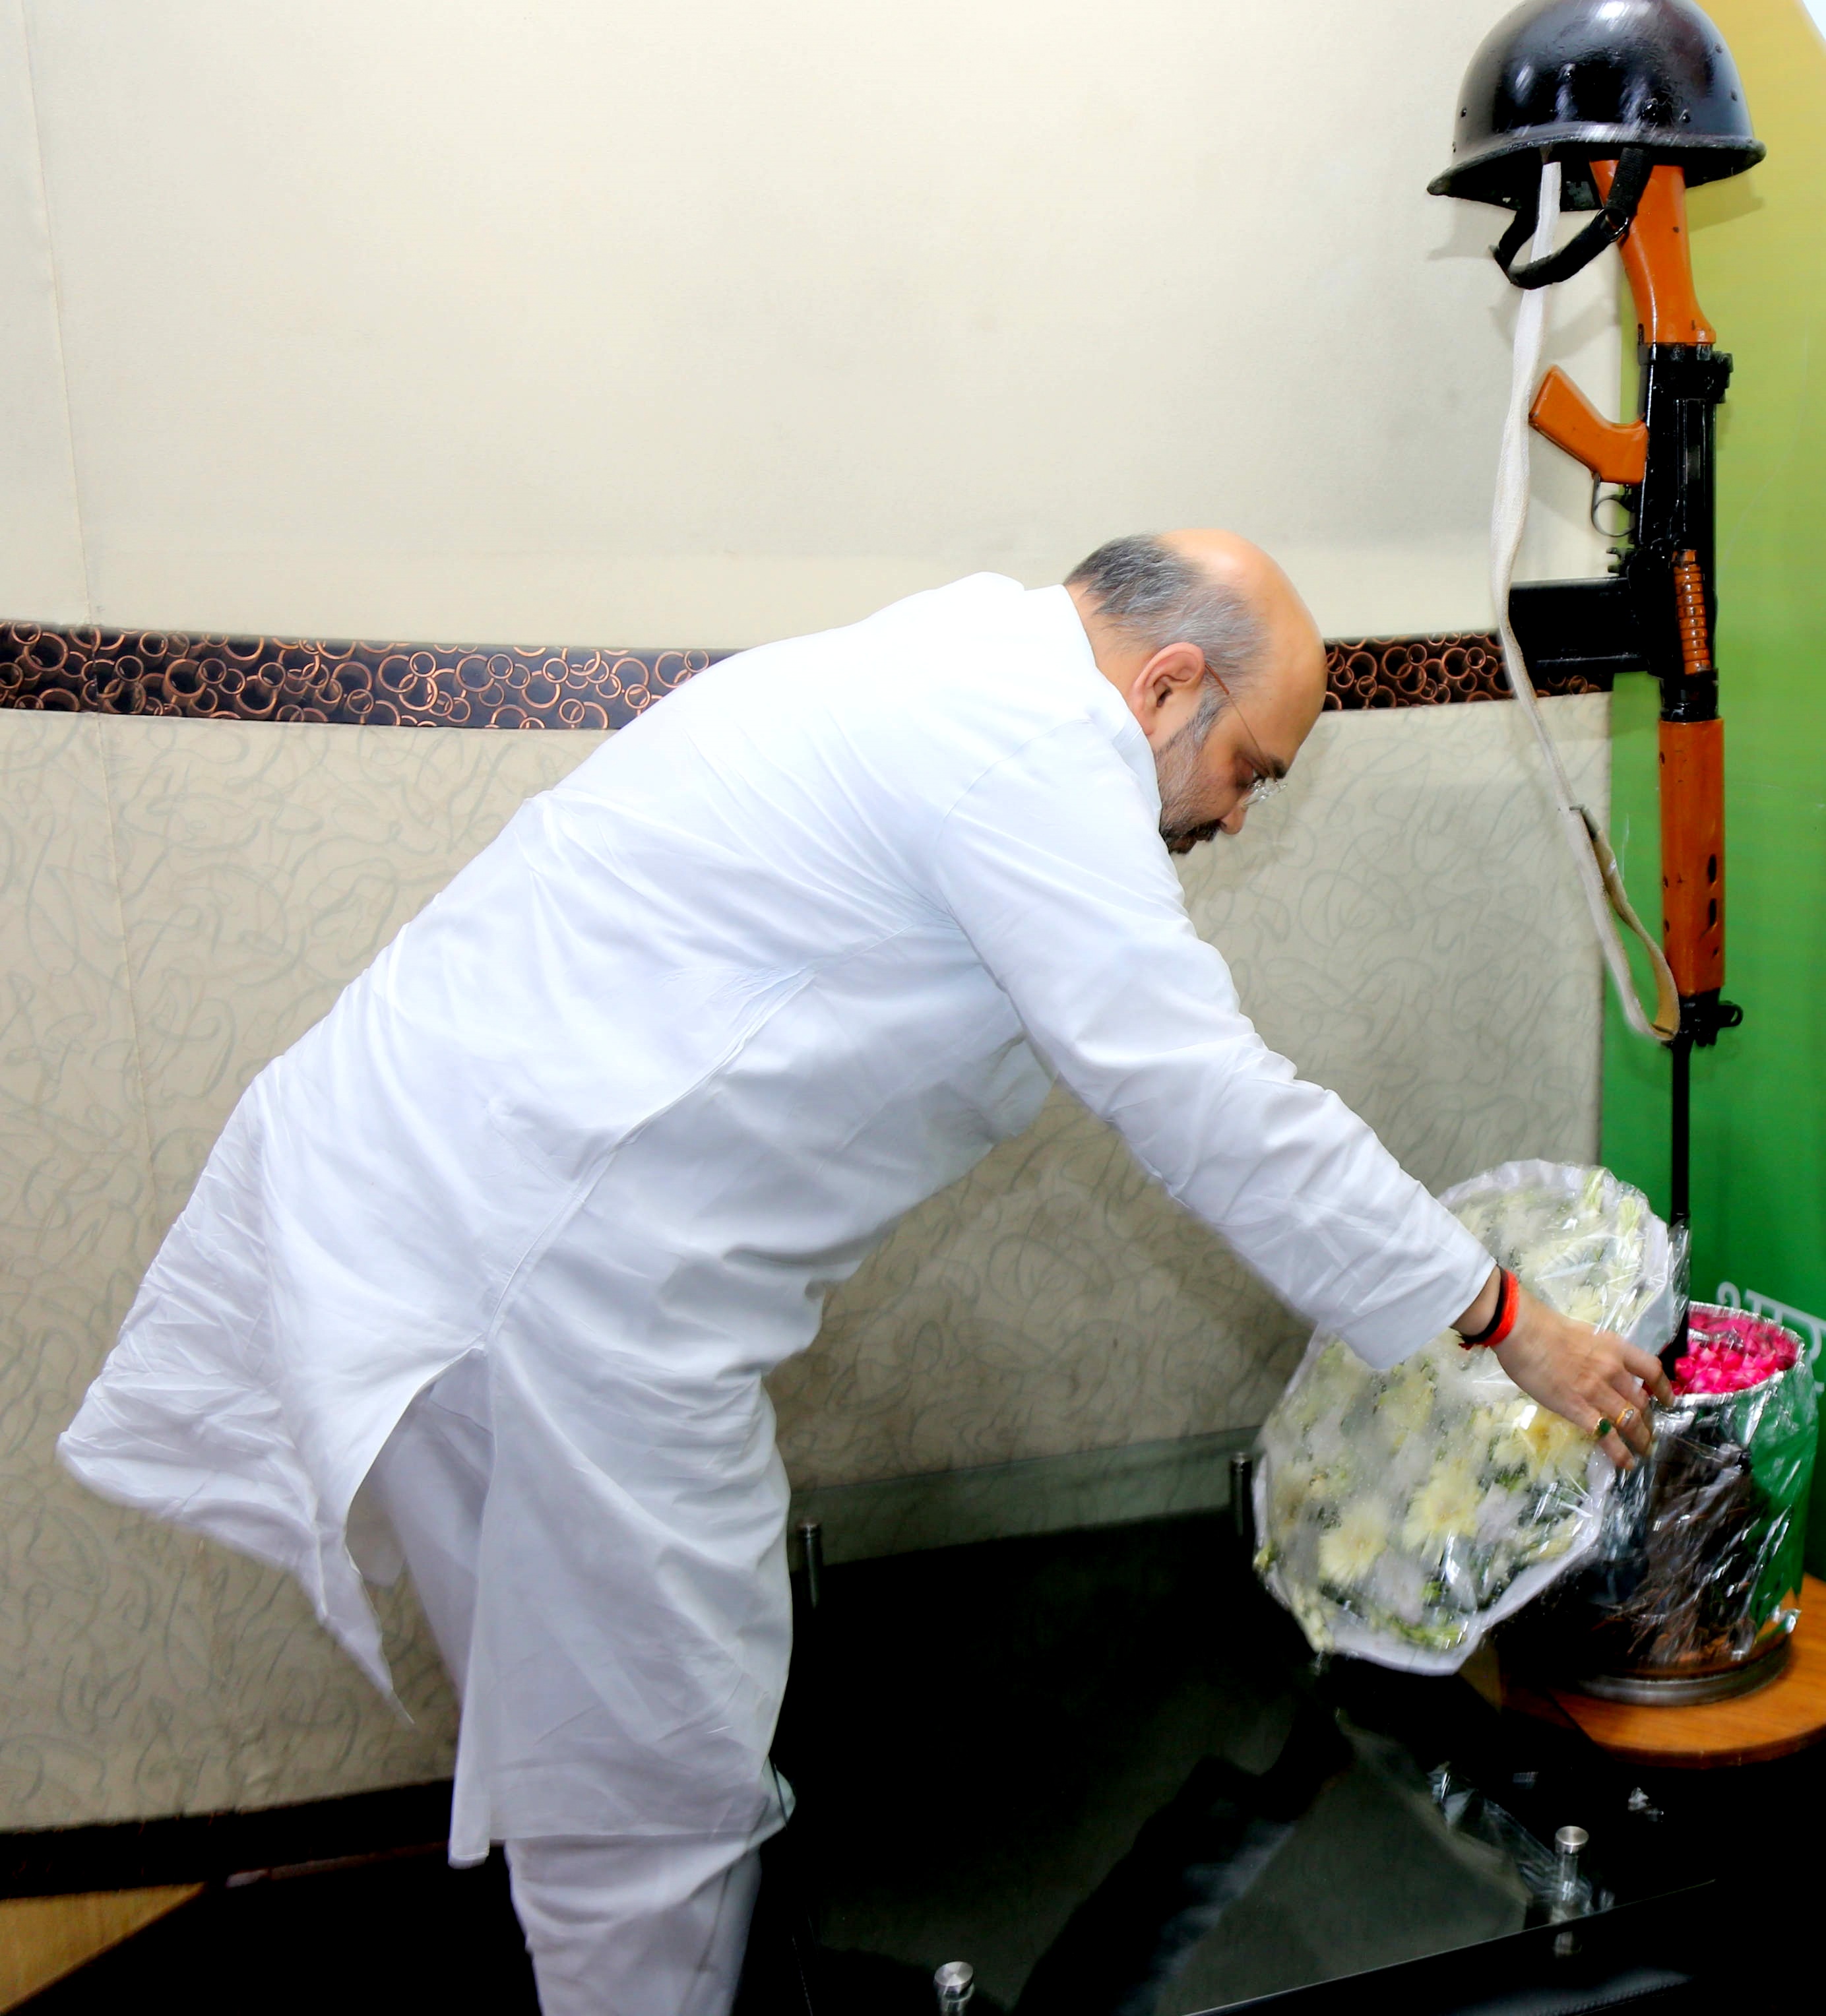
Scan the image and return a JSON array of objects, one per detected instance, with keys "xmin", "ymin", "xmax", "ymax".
[{"xmin": 1548, "ymin": 1303, "xmax": 1818, "ymax": 1705}]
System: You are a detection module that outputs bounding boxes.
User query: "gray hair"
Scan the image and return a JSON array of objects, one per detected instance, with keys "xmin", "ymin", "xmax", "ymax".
[{"xmin": 1065, "ymin": 535, "xmax": 1263, "ymax": 701}]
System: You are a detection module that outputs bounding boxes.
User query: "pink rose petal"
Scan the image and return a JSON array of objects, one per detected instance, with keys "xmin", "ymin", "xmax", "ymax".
[{"xmin": 1674, "ymin": 1311, "xmax": 1799, "ymax": 1396}]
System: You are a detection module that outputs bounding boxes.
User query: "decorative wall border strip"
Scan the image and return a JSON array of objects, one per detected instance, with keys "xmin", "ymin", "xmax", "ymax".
[
  {"xmin": 1323, "ymin": 632, "xmax": 1604, "ymax": 707},
  {"xmin": 0, "ymin": 620, "xmax": 1604, "ymax": 728}
]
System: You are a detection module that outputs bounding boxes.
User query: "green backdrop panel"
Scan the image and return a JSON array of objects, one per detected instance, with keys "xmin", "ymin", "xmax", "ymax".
[{"xmin": 1600, "ymin": 0, "xmax": 1826, "ymax": 1570}]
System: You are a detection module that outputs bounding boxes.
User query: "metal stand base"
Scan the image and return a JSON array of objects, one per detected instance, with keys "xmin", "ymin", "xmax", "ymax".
[{"xmin": 1569, "ymin": 1635, "xmax": 1792, "ymax": 1707}]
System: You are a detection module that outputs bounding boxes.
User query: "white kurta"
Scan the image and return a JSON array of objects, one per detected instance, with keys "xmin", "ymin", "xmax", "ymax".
[{"xmin": 60, "ymin": 575, "xmax": 1490, "ymax": 1861}]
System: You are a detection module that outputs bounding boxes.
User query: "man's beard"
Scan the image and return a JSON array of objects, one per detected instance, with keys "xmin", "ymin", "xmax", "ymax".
[{"xmin": 1155, "ymin": 715, "xmax": 1223, "ymax": 854}]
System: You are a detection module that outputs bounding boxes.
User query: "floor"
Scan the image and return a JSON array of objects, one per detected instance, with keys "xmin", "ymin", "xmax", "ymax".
[
  {"xmin": 7, "ymin": 1851, "xmax": 539, "ymax": 2014},
  {"xmin": 0, "ymin": 1887, "xmax": 199, "ymax": 2009}
]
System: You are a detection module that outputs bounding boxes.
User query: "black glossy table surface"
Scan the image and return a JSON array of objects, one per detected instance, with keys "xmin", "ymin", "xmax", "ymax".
[{"xmin": 751, "ymin": 1509, "xmax": 1818, "ymax": 2015}]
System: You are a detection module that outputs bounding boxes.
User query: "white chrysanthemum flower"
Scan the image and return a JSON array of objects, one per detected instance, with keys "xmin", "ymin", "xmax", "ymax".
[
  {"xmin": 1288, "ymin": 1339, "xmax": 1365, "ymax": 1433},
  {"xmin": 1317, "ymin": 1499, "xmax": 1389, "ymax": 1586},
  {"xmin": 1271, "ymin": 1461, "xmax": 1316, "ymax": 1534},
  {"xmin": 1401, "ymin": 1457, "xmax": 1484, "ymax": 1552},
  {"xmin": 1512, "ymin": 1402, "xmax": 1589, "ymax": 1479},
  {"xmin": 1374, "ymin": 1359, "xmax": 1435, "ymax": 1437}
]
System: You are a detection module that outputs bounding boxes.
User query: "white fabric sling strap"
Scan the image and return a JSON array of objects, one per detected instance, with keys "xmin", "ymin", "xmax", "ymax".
[{"xmin": 1490, "ymin": 158, "xmax": 1679, "ymax": 1046}]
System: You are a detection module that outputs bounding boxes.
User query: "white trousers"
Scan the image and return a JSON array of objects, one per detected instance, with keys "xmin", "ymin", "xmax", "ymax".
[{"xmin": 362, "ymin": 1359, "xmax": 767, "ymax": 2016}]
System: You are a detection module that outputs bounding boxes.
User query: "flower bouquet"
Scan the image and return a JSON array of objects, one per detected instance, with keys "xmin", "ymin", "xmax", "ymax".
[{"xmin": 1253, "ymin": 1163, "xmax": 1674, "ymax": 1672}]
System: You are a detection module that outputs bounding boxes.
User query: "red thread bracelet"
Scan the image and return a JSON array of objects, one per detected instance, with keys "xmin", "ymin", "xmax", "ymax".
[{"xmin": 1459, "ymin": 1267, "xmax": 1519, "ymax": 1348}]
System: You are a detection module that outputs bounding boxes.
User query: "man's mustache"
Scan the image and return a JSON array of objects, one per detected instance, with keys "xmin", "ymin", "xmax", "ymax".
[{"xmin": 1161, "ymin": 819, "xmax": 1226, "ymax": 854}]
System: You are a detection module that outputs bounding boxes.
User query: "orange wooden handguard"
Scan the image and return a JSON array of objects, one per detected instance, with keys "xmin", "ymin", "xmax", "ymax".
[
  {"xmin": 1592, "ymin": 159, "xmax": 1716, "ymax": 348},
  {"xmin": 1659, "ymin": 716, "xmax": 1725, "ymax": 996},
  {"xmin": 1530, "ymin": 365, "xmax": 1648, "ymax": 483}
]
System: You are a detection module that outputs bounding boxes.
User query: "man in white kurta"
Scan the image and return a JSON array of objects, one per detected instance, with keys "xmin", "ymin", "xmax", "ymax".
[{"xmin": 60, "ymin": 532, "xmax": 1666, "ymax": 2014}]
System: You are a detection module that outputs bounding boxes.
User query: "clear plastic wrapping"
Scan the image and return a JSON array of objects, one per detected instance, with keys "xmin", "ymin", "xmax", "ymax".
[
  {"xmin": 1545, "ymin": 1302, "xmax": 1818, "ymax": 1682},
  {"xmin": 1253, "ymin": 1164, "xmax": 1674, "ymax": 1673}
]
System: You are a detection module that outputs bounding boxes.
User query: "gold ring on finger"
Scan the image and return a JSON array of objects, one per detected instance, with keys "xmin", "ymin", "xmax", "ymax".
[
  {"xmin": 1618, "ymin": 1406, "xmax": 1637, "ymax": 1430},
  {"xmin": 1593, "ymin": 1416, "xmax": 1614, "ymax": 1441}
]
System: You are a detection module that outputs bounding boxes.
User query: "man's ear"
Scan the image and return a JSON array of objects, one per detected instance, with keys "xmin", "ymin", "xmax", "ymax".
[{"xmin": 1127, "ymin": 641, "xmax": 1207, "ymax": 731}]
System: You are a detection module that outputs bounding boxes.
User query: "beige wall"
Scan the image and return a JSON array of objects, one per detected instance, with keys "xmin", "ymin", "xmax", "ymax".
[
  {"xmin": 0, "ymin": 4, "xmax": 1628, "ymax": 1827},
  {"xmin": 0, "ymin": 698, "xmax": 1607, "ymax": 1825},
  {"xmin": 1, "ymin": 0, "xmax": 1618, "ymax": 646}
]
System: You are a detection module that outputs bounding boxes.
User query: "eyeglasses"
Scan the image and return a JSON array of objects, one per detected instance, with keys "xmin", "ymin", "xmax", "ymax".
[{"xmin": 1202, "ymin": 660, "xmax": 1288, "ymax": 809}]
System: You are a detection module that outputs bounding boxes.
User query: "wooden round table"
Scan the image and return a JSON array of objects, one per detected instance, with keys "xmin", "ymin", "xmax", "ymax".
[{"xmin": 1510, "ymin": 1573, "xmax": 1826, "ymax": 1769}]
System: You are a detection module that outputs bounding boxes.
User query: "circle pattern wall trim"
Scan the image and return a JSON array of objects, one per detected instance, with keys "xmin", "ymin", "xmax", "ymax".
[{"xmin": 0, "ymin": 622, "xmax": 1603, "ymax": 727}]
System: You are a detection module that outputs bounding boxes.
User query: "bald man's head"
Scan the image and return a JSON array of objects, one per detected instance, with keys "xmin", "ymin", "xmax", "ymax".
[
  {"xmin": 1065, "ymin": 530, "xmax": 1327, "ymax": 849},
  {"xmin": 1066, "ymin": 530, "xmax": 1323, "ymax": 701}
]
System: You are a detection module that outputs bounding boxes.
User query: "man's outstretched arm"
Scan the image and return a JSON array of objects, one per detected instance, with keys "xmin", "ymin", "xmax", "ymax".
[{"xmin": 929, "ymin": 722, "xmax": 1668, "ymax": 1457}]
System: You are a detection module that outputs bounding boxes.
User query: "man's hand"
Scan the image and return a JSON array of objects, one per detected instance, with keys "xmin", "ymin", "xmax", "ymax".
[{"xmin": 1482, "ymin": 1280, "xmax": 1675, "ymax": 1469}]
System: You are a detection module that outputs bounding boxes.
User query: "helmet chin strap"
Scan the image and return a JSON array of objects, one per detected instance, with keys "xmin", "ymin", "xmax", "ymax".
[
  {"xmin": 1494, "ymin": 146, "xmax": 1654, "ymax": 290},
  {"xmin": 1490, "ymin": 157, "xmax": 1680, "ymax": 1046}
]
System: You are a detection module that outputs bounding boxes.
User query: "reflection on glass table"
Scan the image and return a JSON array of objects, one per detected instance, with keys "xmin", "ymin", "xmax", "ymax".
[{"xmin": 743, "ymin": 1505, "xmax": 1812, "ymax": 2015}]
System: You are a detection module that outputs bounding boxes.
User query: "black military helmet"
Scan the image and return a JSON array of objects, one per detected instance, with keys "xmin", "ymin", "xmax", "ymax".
[{"xmin": 1430, "ymin": 0, "xmax": 1763, "ymax": 214}]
